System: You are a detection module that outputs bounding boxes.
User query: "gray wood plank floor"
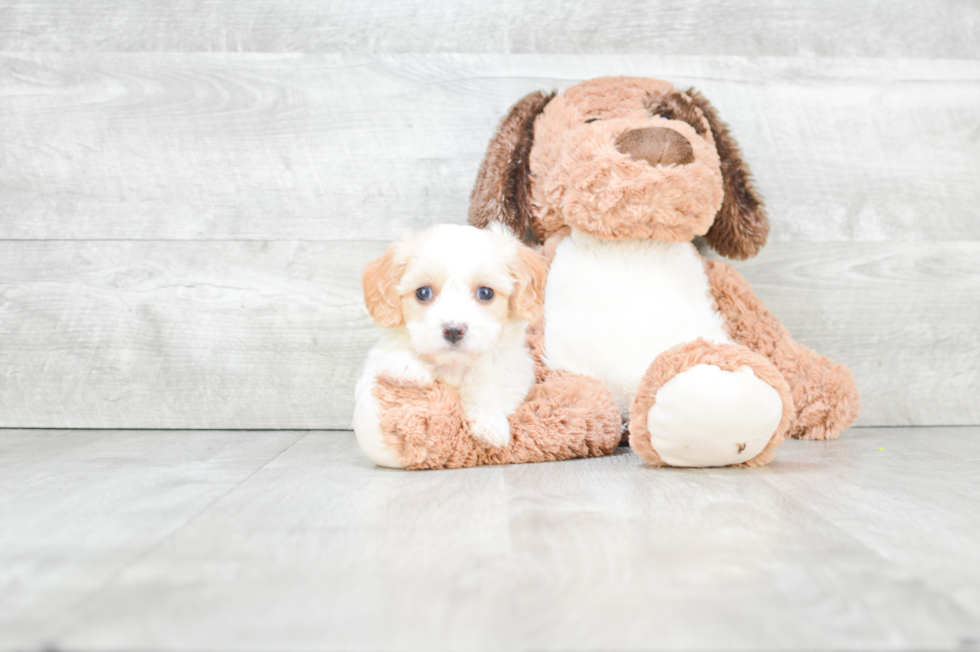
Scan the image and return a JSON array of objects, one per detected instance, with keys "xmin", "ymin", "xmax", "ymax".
[{"xmin": 2, "ymin": 427, "xmax": 978, "ymax": 651}]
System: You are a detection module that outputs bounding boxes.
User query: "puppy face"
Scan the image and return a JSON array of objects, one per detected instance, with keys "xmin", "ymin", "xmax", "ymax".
[
  {"xmin": 528, "ymin": 77, "xmax": 724, "ymax": 242},
  {"xmin": 362, "ymin": 224, "xmax": 546, "ymax": 364}
]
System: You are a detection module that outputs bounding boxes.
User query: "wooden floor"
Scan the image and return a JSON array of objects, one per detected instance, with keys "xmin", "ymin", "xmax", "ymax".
[{"xmin": 2, "ymin": 427, "xmax": 978, "ymax": 651}]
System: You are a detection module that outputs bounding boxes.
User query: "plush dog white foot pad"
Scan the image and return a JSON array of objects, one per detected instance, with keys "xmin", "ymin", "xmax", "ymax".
[{"xmin": 646, "ymin": 364, "xmax": 783, "ymax": 467}]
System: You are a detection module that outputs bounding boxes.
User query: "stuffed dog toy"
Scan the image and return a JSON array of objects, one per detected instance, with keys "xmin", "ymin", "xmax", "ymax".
[
  {"xmin": 365, "ymin": 76, "xmax": 859, "ymax": 470},
  {"xmin": 468, "ymin": 76, "xmax": 861, "ymax": 467}
]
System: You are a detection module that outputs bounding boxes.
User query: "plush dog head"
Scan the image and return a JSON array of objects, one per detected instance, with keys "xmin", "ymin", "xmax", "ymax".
[
  {"xmin": 469, "ymin": 76, "xmax": 768, "ymax": 259},
  {"xmin": 362, "ymin": 224, "xmax": 547, "ymax": 363}
]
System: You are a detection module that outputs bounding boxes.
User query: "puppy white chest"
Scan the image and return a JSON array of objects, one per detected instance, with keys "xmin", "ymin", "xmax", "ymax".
[{"xmin": 543, "ymin": 230, "xmax": 731, "ymax": 418}]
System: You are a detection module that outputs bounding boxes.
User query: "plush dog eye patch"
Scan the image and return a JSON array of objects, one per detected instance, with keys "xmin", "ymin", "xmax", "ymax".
[{"xmin": 645, "ymin": 92, "xmax": 709, "ymax": 137}]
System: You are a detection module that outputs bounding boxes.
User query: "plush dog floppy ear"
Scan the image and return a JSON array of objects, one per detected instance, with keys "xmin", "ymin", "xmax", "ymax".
[
  {"xmin": 361, "ymin": 244, "xmax": 405, "ymax": 328},
  {"xmin": 686, "ymin": 88, "xmax": 769, "ymax": 260},
  {"xmin": 469, "ymin": 91, "xmax": 555, "ymax": 241}
]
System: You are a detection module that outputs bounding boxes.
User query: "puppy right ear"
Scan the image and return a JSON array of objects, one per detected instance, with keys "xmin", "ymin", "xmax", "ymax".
[
  {"xmin": 361, "ymin": 244, "xmax": 405, "ymax": 328},
  {"xmin": 468, "ymin": 90, "xmax": 555, "ymax": 241}
]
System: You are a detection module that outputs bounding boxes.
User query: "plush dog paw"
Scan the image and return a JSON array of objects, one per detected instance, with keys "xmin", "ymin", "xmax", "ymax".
[
  {"xmin": 468, "ymin": 411, "xmax": 512, "ymax": 448},
  {"xmin": 377, "ymin": 354, "xmax": 433, "ymax": 388},
  {"xmin": 630, "ymin": 340, "xmax": 794, "ymax": 468},
  {"xmin": 643, "ymin": 364, "xmax": 782, "ymax": 467},
  {"xmin": 353, "ymin": 390, "xmax": 405, "ymax": 469}
]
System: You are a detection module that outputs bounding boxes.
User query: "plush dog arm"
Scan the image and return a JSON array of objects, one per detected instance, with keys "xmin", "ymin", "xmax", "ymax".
[
  {"xmin": 704, "ymin": 259, "xmax": 861, "ymax": 440},
  {"xmin": 371, "ymin": 367, "xmax": 621, "ymax": 470}
]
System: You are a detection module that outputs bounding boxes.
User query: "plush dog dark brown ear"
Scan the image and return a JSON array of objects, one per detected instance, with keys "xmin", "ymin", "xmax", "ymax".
[
  {"xmin": 686, "ymin": 88, "xmax": 769, "ymax": 260},
  {"xmin": 468, "ymin": 90, "xmax": 555, "ymax": 241}
]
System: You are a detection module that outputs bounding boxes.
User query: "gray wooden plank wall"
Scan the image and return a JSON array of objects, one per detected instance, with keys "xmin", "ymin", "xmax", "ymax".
[{"xmin": 1, "ymin": 2, "xmax": 978, "ymax": 430}]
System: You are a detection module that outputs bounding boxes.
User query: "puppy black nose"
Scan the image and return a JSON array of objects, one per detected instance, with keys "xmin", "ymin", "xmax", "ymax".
[
  {"xmin": 615, "ymin": 127, "xmax": 695, "ymax": 166},
  {"xmin": 443, "ymin": 323, "xmax": 466, "ymax": 344}
]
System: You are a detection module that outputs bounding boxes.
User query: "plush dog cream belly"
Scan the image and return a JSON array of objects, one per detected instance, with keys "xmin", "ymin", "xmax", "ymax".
[
  {"xmin": 543, "ymin": 230, "xmax": 732, "ymax": 417},
  {"xmin": 543, "ymin": 230, "xmax": 783, "ymax": 467}
]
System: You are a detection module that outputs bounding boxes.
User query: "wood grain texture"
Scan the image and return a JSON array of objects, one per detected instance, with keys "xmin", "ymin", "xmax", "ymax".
[
  {"xmin": 1, "ymin": 54, "xmax": 978, "ymax": 242},
  {"xmin": 1, "ymin": 0, "xmax": 978, "ymax": 59},
  {"xmin": 0, "ymin": 240, "xmax": 385, "ymax": 429},
  {"xmin": 721, "ymin": 242, "xmax": 980, "ymax": 428},
  {"xmin": 2, "ymin": 428, "xmax": 977, "ymax": 650},
  {"xmin": 0, "ymin": 240, "xmax": 976, "ymax": 429},
  {"xmin": 0, "ymin": 429, "xmax": 304, "ymax": 649}
]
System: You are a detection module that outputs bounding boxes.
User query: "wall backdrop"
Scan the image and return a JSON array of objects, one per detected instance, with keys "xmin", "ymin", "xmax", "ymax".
[{"xmin": 1, "ymin": 1, "xmax": 978, "ymax": 429}]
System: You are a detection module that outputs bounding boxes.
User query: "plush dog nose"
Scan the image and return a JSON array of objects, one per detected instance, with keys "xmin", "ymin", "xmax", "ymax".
[
  {"xmin": 443, "ymin": 323, "xmax": 466, "ymax": 344},
  {"xmin": 615, "ymin": 127, "xmax": 695, "ymax": 166}
]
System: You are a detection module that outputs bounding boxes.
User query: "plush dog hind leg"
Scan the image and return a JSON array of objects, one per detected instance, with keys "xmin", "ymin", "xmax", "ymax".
[
  {"xmin": 629, "ymin": 339, "xmax": 795, "ymax": 468},
  {"xmin": 704, "ymin": 259, "xmax": 860, "ymax": 441},
  {"xmin": 781, "ymin": 347, "xmax": 861, "ymax": 440},
  {"xmin": 371, "ymin": 369, "xmax": 621, "ymax": 470}
]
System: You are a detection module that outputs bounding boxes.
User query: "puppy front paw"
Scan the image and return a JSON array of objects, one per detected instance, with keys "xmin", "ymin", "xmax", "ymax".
[
  {"xmin": 378, "ymin": 357, "xmax": 433, "ymax": 387},
  {"xmin": 469, "ymin": 411, "xmax": 512, "ymax": 448}
]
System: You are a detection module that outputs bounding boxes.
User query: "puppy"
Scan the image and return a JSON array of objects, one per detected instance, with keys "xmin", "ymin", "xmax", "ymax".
[{"xmin": 353, "ymin": 223, "xmax": 547, "ymax": 468}]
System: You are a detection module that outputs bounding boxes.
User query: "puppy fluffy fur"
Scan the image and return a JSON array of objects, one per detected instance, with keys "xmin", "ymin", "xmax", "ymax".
[{"xmin": 354, "ymin": 224, "xmax": 547, "ymax": 467}]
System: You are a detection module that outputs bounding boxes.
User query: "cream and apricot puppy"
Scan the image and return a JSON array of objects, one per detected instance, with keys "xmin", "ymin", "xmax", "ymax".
[{"xmin": 353, "ymin": 224, "xmax": 547, "ymax": 468}]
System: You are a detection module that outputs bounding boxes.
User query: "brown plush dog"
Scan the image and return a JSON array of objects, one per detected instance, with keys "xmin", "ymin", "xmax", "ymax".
[
  {"xmin": 469, "ymin": 76, "xmax": 860, "ymax": 467},
  {"xmin": 369, "ymin": 76, "xmax": 859, "ymax": 469}
]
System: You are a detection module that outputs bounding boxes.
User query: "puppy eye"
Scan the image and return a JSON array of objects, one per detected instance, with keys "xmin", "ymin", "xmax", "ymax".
[
  {"xmin": 477, "ymin": 287, "xmax": 494, "ymax": 302},
  {"xmin": 655, "ymin": 112, "xmax": 671, "ymax": 120},
  {"xmin": 584, "ymin": 117, "xmax": 601, "ymax": 124},
  {"xmin": 415, "ymin": 286, "xmax": 433, "ymax": 302}
]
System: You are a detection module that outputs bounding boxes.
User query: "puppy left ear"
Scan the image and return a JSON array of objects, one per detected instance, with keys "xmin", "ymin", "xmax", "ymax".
[
  {"xmin": 361, "ymin": 244, "xmax": 405, "ymax": 328},
  {"xmin": 508, "ymin": 246, "xmax": 548, "ymax": 321},
  {"xmin": 686, "ymin": 88, "xmax": 769, "ymax": 260}
]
